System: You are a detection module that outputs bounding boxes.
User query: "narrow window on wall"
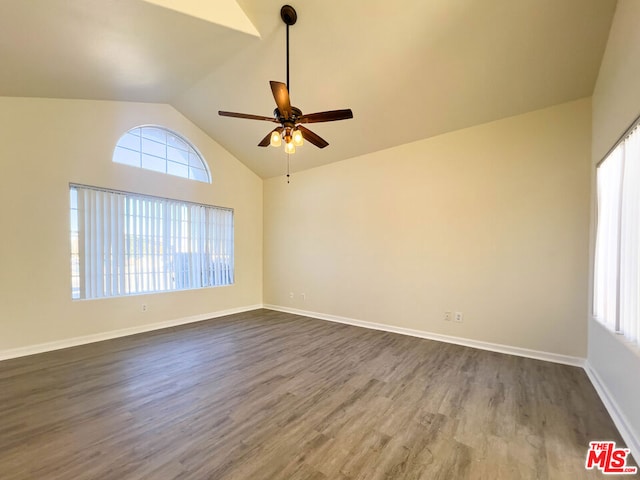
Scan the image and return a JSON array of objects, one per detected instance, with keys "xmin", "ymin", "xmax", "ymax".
[
  {"xmin": 593, "ymin": 122, "xmax": 640, "ymax": 346},
  {"xmin": 70, "ymin": 185, "xmax": 234, "ymax": 300}
]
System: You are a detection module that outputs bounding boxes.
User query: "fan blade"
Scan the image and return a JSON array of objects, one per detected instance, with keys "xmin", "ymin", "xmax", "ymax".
[
  {"xmin": 258, "ymin": 127, "xmax": 283, "ymax": 147},
  {"xmin": 270, "ymin": 81, "xmax": 292, "ymax": 119},
  {"xmin": 218, "ymin": 111, "xmax": 276, "ymax": 122},
  {"xmin": 298, "ymin": 125, "xmax": 329, "ymax": 149},
  {"xmin": 298, "ymin": 109, "xmax": 353, "ymax": 124}
]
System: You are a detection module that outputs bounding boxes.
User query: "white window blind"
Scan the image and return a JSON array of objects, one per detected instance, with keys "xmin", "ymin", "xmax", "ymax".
[
  {"xmin": 70, "ymin": 185, "xmax": 233, "ymax": 300},
  {"xmin": 594, "ymin": 124, "xmax": 640, "ymax": 346}
]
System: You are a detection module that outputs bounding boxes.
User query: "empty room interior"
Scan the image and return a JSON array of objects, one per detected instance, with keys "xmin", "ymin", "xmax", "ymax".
[{"xmin": 1, "ymin": 0, "xmax": 640, "ymax": 478}]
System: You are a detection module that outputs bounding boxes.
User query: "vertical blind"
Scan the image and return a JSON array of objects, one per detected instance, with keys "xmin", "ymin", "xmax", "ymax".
[
  {"xmin": 70, "ymin": 185, "xmax": 234, "ymax": 300},
  {"xmin": 594, "ymin": 124, "xmax": 640, "ymax": 346}
]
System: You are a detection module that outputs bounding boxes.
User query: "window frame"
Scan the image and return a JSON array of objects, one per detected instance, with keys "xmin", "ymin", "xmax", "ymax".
[
  {"xmin": 593, "ymin": 113, "xmax": 640, "ymax": 349},
  {"xmin": 112, "ymin": 125, "xmax": 212, "ymax": 183},
  {"xmin": 70, "ymin": 183, "xmax": 234, "ymax": 300}
]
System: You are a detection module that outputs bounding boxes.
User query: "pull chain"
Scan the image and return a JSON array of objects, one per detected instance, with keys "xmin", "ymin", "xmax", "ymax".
[{"xmin": 287, "ymin": 153, "xmax": 291, "ymax": 184}]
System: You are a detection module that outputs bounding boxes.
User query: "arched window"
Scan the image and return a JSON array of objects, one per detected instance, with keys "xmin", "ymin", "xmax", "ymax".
[{"xmin": 113, "ymin": 125, "xmax": 211, "ymax": 183}]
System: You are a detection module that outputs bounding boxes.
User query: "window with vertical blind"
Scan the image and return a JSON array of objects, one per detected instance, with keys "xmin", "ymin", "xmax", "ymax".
[
  {"xmin": 593, "ymin": 121, "xmax": 640, "ymax": 347},
  {"xmin": 70, "ymin": 184, "xmax": 234, "ymax": 300}
]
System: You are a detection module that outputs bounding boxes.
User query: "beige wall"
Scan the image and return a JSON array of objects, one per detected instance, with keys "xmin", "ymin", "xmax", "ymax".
[
  {"xmin": 264, "ymin": 98, "xmax": 591, "ymax": 357},
  {"xmin": 589, "ymin": 0, "xmax": 640, "ymax": 454},
  {"xmin": 0, "ymin": 97, "xmax": 262, "ymax": 352}
]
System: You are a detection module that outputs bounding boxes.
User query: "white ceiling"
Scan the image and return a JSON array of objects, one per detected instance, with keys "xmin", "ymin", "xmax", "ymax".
[{"xmin": 0, "ymin": 0, "xmax": 617, "ymax": 178}]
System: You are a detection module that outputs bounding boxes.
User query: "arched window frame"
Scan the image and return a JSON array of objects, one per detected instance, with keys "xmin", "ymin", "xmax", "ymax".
[{"xmin": 112, "ymin": 125, "xmax": 211, "ymax": 183}]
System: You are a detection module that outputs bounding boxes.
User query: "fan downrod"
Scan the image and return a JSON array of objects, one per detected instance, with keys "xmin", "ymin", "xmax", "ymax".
[{"xmin": 280, "ymin": 5, "xmax": 297, "ymax": 25}]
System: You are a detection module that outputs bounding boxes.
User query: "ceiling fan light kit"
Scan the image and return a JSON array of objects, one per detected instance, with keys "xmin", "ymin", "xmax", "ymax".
[
  {"xmin": 270, "ymin": 130, "xmax": 282, "ymax": 147},
  {"xmin": 218, "ymin": 5, "xmax": 353, "ymax": 156}
]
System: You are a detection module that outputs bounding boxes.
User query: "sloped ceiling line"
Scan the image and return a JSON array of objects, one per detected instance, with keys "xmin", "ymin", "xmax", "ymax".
[{"xmin": 0, "ymin": 0, "xmax": 618, "ymax": 178}]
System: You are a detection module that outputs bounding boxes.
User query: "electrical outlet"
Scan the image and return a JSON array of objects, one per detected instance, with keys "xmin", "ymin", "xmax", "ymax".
[
  {"xmin": 454, "ymin": 312, "xmax": 463, "ymax": 323},
  {"xmin": 444, "ymin": 311, "xmax": 452, "ymax": 321},
  {"xmin": 141, "ymin": 304, "xmax": 148, "ymax": 312},
  {"xmin": 301, "ymin": 293, "xmax": 306, "ymax": 301},
  {"xmin": 289, "ymin": 292, "xmax": 294, "ymax": 299}
]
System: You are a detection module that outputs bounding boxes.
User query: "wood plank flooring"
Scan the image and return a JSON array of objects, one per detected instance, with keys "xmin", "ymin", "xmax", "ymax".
[{"xmin": 0, "ymin": 309, "xmax": 634, "ymax": 479}]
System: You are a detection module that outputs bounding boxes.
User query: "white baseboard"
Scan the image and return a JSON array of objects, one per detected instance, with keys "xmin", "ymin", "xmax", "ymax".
[
  {"xmin": 584, "ymin": 362, "xmax": 640, "ymax": 464},
  {"xmin": 263, "ymin": 304, "xmax": 585, "ymax": 367},
  {"xmin": 1, "ymin": 303, "xmax": 584, "ymax": 367},
  {"xmin": 0, "ymin": 304, "xmax": 263, "ymax": 361}
]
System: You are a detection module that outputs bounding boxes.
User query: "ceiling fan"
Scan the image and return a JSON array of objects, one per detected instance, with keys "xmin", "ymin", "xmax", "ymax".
[{"xmin": 218, "ymin": 5, "xmax": 353, "ymax": 154}]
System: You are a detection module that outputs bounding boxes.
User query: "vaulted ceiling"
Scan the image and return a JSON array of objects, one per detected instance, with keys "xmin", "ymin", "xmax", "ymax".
[{"xmin": 0, "ymin": 0, "xmax": 617, "ymax": 178}]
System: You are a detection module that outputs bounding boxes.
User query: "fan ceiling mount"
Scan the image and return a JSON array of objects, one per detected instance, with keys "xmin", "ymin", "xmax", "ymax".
[
  {"xmin": 280, "ymin": 4, "xmax": 297, "ymax": 26},
  {"xmin": 218, "ymin": 5, "xmax": 353, "ymax": 154}
]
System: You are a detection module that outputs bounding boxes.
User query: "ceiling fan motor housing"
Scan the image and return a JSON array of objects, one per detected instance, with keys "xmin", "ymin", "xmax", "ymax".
[{"xmin": 274, "ymin": 106, "xmax": 302, "ymax": 123}]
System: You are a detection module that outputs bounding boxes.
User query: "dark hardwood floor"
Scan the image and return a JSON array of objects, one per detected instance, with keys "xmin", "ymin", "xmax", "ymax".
[{"xmin": 0, "ymin": 309, "xmax": 632, "ymax": 479}]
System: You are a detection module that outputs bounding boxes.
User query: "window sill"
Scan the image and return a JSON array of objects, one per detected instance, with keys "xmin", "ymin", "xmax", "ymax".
[{"xmin": 592, "ymin": 316, "xmax": 640, "ymax": 360}]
